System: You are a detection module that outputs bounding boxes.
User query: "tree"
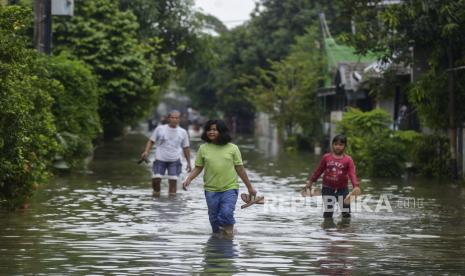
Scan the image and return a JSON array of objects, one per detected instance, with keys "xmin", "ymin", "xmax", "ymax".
[
  {"xmin": 180, "ymin": 25, "xmax": 261, "ymax": 131},
  {"xmin": 119, "ymin": 0, "xmax": 202, "ymax": 70},
  {"xmin": 245, "ymin": 0, "xmax": 350, "ymax": 69},
  {"xmin": 341, "ymin": 0, "xmax": 465, "ymax": 177},
  {"xmin": 179, "ymin": 34, "xmax": 220, "ymax": 117},
  {"xmin": 54, "ymin": 0, "xmax": 159, "ymax": 138},
  {"xmin": 195, "ymin": 12, "xmax": 228, "ymax": 34},
  {"xmin": 244, "ymin": 27, "xmax": 323, "ymax": 142},
  {"xmin": 181, "ymin": 1, "xmax": 350, "ymax": 133}
]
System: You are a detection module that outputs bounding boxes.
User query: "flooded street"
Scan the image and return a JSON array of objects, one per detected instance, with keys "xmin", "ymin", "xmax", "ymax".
[{"xmin": 1, "ymin": 132, "xmax": 465, "ymax": 275}]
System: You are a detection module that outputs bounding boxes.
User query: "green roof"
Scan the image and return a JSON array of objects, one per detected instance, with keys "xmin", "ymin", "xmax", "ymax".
[
  {"xmin": 324, "ymin": 38, "xmax": 378, "ymax": 69},
  {"xmin": 321, "ymin": 38, "xmax": 380, "ymax": 89}
]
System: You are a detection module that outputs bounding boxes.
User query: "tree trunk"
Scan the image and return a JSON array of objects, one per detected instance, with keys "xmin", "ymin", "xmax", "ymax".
[{"xmin": 447, "ymin": 44, "xmax": 458, "ymax": 178}]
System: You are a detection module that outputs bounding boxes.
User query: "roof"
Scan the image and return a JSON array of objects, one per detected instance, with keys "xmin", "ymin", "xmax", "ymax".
[
  {"xmin": 321, "ymin": 38, "xmax": 379, "ymax": 90},
  {"xmin": 336, "ymin": 61, "xmax": 373, "ymax": 92},
  {"xmin": 324, "ymin": 38, "xmax": 378, "ymax": 70},
  {"xmin": 318, "ymin": 12, "xmax": 409, "ymax": 95}
]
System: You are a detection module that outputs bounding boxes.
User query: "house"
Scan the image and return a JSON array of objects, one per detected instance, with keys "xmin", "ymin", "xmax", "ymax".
[{"xmin": 316, "ymin": 13, "xmax": 416, "ymax": 150}]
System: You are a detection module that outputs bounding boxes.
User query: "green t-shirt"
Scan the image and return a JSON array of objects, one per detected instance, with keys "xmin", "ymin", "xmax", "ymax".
[{"xmin": 195, "ymin": 143, "xmax": 243, "ymax": 192}]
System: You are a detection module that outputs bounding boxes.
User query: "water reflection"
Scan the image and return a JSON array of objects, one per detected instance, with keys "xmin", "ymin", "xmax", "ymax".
[
  {"xmin": 319, "ymin": 218, "xmax": 355, "ymax": 275},
  {"xmin": 319, "ymin": 239, "xmax": 354, "ymax": 276},
  {"xmin": 201, "ymin": 235, "xmax": 238, "ymax": 274},
  {"xmin": 320, "ymin": 217, "xmax": 352, "ymax": 230},
  {"xmin": 1, "ymin": 133, "xmax": 465, "ymax": 274}
]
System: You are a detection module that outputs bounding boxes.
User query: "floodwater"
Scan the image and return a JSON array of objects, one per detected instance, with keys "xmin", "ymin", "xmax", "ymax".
[{"xmin": 1, "ymin": 132, "xmax": 465, "ymax": 275}]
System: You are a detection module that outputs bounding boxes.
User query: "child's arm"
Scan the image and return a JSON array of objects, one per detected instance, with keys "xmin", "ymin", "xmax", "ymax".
[
  {"xmin": 306, "ymin": 156, "xmax": 327, "ymax": 187},
  {"xmin": 348, "ymin": 158, "xmax": 360, "ymax": 189},
  {"xmin": 235, "ymin": 165, "xmax": 257, "ymax": 196},
  {"xmin": 182, "ymin": 166, "xmax": 203, "ymax": 190}
]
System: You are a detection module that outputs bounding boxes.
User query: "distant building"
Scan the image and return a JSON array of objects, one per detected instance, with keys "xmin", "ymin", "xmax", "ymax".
[{"xmin": 316, "ymin": 12, "xmax": 418, "ymax": 150}]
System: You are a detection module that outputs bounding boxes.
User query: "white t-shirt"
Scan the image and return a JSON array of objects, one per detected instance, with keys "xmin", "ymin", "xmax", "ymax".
[{"xmin": 150, "ymin": 125, "xmax": 190, "ymax": 162}]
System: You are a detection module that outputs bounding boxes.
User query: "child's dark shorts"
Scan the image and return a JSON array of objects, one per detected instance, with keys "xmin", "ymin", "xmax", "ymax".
[{"xmin": 322, "ymin": 186, "xmax": 351, "ymax": 218}]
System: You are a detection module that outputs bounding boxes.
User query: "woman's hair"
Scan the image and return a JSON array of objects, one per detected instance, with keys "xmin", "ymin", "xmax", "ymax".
[
  {"xmin": 332, "ymin": 134, "xmax": 347, "ymax": 145},
  {"xmin": 201, "ymin": 119, "xmax": 232, "ymax": 145}
]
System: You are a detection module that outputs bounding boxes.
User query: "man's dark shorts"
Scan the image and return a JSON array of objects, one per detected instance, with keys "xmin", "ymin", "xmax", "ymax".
[{"xmin": 152, "ymin": 159, "xmax": 182, "ymax": 180}]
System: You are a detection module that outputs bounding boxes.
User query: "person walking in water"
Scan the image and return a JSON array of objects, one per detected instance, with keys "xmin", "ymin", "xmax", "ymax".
[
  {"xmin": 303, "ymin": 134, "xmax": 361, "ymax": 219},
  {"xmin": 141, "ymin": 110, "xmax": 192, "ymax": 196},
  {"xmin": 182, "ymin": 119, "xmax": 257, "ymax": 238}
]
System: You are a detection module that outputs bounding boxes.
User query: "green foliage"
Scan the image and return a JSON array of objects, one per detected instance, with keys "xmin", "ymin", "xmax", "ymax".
[
  {"xmin": 248, "ymin": 0, "xmax": 349, "ymax": 67},
  {"xmin": 180, "ymin": 1, "xmax": 349, "ymax": 131},
  {"xmin": 245, "ymin": 59, "xmax": 316, "ymax": 137},
  {"xmin": 409, "ymin": 70, "xmax": 465, "ymax": 129},
  {"xmin": 337, "ymin": 108, "xmax": 420, "ymax": 177},
  {"xmin": 243, "ymin": 26, "xmax": 324, "ymax": 143},
  {"xmin": 119, "ymin": 0, "xmax": 200, "ymax": 69},
  {"xmin": 411, "ymin": 134, "xmax": 452, "ymax": 177},
  {"xmin": 0, "ymin": 6, "xmax": 60, "ymax": 208},
  {"xmin": 179, "ymin": 34, "xmax": 220, "ymax": 116},
  {"xmin": 363, "ymin": 135, "xmax": 406, "ymax": 178},
  {"xmin": 179, "ymin": 28, "xmax": 257, "ymax": 125},
  {"xmin": 195, "ymin": 12, "xmax": 228, "ymax": 34},
  {"xmin": 339, "ymin": 0, "xmax": 465, "ymax": 178},
  {"xmin": 338, "ymin": 108, "xmax": 392, "ymax": 138},
  {"xmin": 391, "ymin": 130, "xmax": 421, "ymax": 162},
  {"xmin": 46, "ymin": 53, "xmax": 101, "ymax": 168},
  {"xmin": 341, "ymin": 0, "xmax": 465, "ymax": 130},
  {"xmin": 54, "ymin": 0, "xmax": 160, "ymax": 138}
]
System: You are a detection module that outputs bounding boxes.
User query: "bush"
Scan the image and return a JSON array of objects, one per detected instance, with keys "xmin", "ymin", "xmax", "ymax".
[
  {"xmin": 364, "ymin": 135, "xmax": 406, "ymax": 177},
  {"xmin": 0, "ymin": 6, "xmax": 61, "ymax": 208},
  {"xmin": 337, "ymin": 108, "xmax": 420, "ymax": 178},
  {"xmin": 47, "ymin": 53, "xmax": 101, "ymax": 168},
  {"xmin": 411, "ymin": 133, "xmax": 452, "ymax": 177}
]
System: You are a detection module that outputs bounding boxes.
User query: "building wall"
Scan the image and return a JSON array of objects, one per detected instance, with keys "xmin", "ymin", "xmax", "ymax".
[
  {"xmin": 255, "ymin": 112, "xmax": 279, "ymax": 157},
  {"xmin": 377, "ymin": 98, "xmax": 396, "ymax": 121}
]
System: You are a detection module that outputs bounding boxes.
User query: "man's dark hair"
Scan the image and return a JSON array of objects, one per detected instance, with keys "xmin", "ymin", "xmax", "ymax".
[
  {"xmin": 332, "ymin": 134, "xmax": 347, "ymax": 145},
  {"xmin": 201, "ymin": 119, "xmax": 232, "ymax": 145},
  {"xmin": 167, "ymin": 110, "xmax": 180, "ymax": 118}
]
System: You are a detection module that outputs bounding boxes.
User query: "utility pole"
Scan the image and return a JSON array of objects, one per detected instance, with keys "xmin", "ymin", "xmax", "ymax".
[{"xmin": 33, "ymin": 0, "xmax": 52, "ymax": 55}]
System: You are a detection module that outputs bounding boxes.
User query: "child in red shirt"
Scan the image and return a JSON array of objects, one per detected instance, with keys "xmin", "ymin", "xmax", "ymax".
[{"xmin": 304, "ymin": 134, "xmax": 361, "ymax": 218}]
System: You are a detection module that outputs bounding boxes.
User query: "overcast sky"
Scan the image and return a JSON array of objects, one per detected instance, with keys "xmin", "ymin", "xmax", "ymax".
[{"xmin": 194, "ymin": 0, "xmax": 257, "ymax": 28}]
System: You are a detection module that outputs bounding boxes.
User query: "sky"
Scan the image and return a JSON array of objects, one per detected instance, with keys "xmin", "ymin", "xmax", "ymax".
[{"xmin": 194, "ymin": 0, "xmax": 257, "ymax": 29}]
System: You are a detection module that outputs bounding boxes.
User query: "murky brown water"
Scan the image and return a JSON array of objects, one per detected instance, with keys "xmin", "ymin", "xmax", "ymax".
[{"xmin": 1, "ymin": 132, "xmax": 465, "ymax": 275}]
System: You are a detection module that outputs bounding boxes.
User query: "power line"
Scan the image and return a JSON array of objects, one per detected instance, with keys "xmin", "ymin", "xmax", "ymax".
[{"xmin": 221, "ymin": 19, "xmax": 249, "ymax": 23}]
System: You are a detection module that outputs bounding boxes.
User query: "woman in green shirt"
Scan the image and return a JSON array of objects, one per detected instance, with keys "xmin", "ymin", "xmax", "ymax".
[{"xmin": 183, "ymin": 120, "xmax": 257, "ymax": 237}]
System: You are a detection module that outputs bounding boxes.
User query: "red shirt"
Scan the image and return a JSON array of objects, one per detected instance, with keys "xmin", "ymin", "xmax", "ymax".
[{"xmin": 310, "ymin": 153, "xmax": 359, "ymax": 189}]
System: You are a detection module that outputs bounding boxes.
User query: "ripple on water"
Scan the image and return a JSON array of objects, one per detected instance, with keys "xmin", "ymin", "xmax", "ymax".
[{"xmin": 1, "ymin": 134, "xmax": 464, "ymax": 275}]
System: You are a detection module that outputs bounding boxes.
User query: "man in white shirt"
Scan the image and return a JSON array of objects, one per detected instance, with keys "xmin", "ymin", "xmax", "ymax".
[{"xmin": 141, "ymin": 110, "xmax": 192, "ymax": 195}]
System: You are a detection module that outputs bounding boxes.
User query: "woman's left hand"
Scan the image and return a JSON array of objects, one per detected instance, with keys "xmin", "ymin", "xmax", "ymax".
[{"xmin": 248, "ymin": 187, "xmax": 257, "ymax": 197}]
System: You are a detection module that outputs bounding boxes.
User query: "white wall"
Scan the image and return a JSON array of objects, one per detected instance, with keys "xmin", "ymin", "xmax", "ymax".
[
  {"xmin": 377, "ymin": 98, "xmax": 395, "ymax": 120},
  {"xmin": 255, "ymin": 112, "xmax": 279, "ymax": 157}
]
